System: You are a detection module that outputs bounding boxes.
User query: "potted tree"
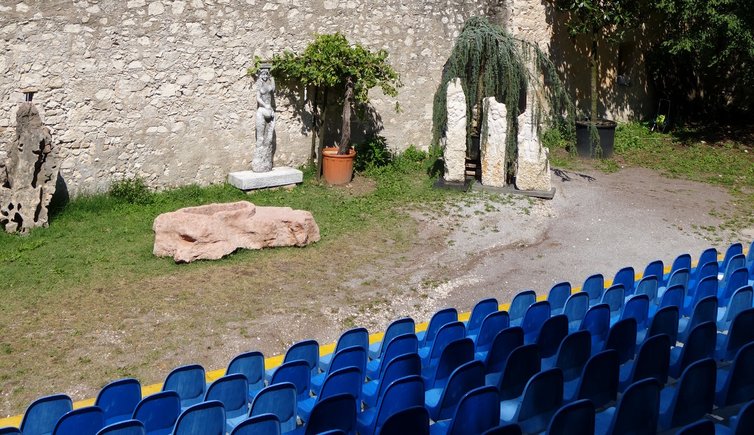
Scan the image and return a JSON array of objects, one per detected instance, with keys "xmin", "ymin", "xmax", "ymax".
[
  {"xmin": 268, "ymin": 33, "xmax": 402, "ymax": 184},
  {"xmin": 550, "ymin": 0, "xmax": 640, "ymax": 158}
]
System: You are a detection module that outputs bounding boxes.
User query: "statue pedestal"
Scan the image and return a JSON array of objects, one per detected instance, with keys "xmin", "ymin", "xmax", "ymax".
[{"xmin": 228, "ymin": 167, "xmax": 303, "ymax": 191}]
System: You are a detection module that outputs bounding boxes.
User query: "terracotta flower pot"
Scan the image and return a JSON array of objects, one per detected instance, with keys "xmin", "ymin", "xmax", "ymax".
[{"xmin": 322, "ymin": 147, "xmax": 356, "ymax": 185}]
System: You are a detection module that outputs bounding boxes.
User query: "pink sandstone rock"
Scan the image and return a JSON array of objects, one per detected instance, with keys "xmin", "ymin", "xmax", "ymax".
[{"xmin": 153, "ymin": 201, "xmax": 320, "ymax": 263}]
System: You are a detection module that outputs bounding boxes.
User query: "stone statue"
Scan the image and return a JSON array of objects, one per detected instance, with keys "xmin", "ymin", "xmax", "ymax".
[
  {"xmin": 0, "ymin": 101, "xmax": 59, "ymax": 233},
  {"xmin": 252, "ymin": 66, "xmax": 276, "ymax": 172}
]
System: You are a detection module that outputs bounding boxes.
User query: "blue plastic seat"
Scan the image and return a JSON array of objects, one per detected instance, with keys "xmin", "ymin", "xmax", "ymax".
[
  {"xmin": 719, "ymin": 268, "xmax": 749, "ymax": 303},
  {"xmin": 429, "ymin": 386, "xmax": 499, "ymax": 435},
  {"xmin": 594, "ymin": 378, "xmax": 660, "ymax": 435},
  {"xmin": 658, "ymin": 358, "xmax": 716, "ymax": 431},
  {"xmin": 319, "ymin": 327, "xmax": 369, "ymax": 372},
  {"xmin": 132, "ymin": 391, "xmax": 181, "ymax": 435},
  {"xmin": 715, "ymin": 398, "xmax": 754, "ymax": 435},
  {"xmin": 19, "ymin": 393, "xmax": 73, "ymax": 435},
  {"xmin": 718, "ymin": 285, "xmax": 753, "ymax": 331},
  {"xmin": 716, "ymin": 342, "xmax": 754, "ymax": 407},
  {"xmin": 719, "ymin": 254, "xmax": 746, "ymax": 286},
  {"xmin": 600, "ymin": 285, "xmax": 624, "ymax": 324},
  {"xmin": 229, "ymin": 413, "xmax": 280, "ymax": 435},
  {"xmin": 670, "ymin": 254, "xmax": 692, "ymax": 278},
  {"xmin": 227, "ymin": 351, "xmax": 266, "ymax": 401},
  {"xmin": 508, "ymin": 290, "xmax": 536, "ymax": 326},
  {"xmin": 637, "ymin": 305, "xmax": 679, "ymax": 345},
  {"xmin": 563, "ymin": 350, "xmax": 619, "ymax": 408},
  {"xmin": 356, "ymin": 375, "xmax": 424, "ymax": 435},
  {"xmin": 52, "ymin": 406, "xmax": 105, "ymax": 435},
  {"xmin": 266, "ymin": 339, "xmax": 319, "ymax": 381},
  {"xmin": 469, "ymin": 311, "xmax": 510, "ymax": 355},
  {"xmin": 685, "ymin": 275, "xmax": 718, "ymax": 316},
  {"xmin": 748, "ymin": 240, "xmax": 754, "ymax": 265},
  {"xmin": 651, "ymin": 283, "xmax": 685, "ymax": 317},
  {"xmin": 366, "ymin": 333, "xmax": 418, "ymax": 380},
  {"xmin": 418, "ymin": 321, "xmax": 465, "ymax": 369},
  {"xmin": 493, "ymin": 344, "xmax": 541, "ymax": 400},
  {"xmin": 379, "ymin": 406, "xmax": 429, "ymax": 435},
  {"xmin": 663, "ymin": 267, "xmax": 691, "ymax": 295},
  {"xmin": 369, "ymin": 318, "xmax": 415, "ymax": 360},
  {"xmin": 563, "ymin": 292, "xmax": 589, "ymax": 332},
  {"xmin": 96, "ymin": 419, "xmax": 146, "ymax": 435},
  {"xmin": 479, "ymin": 327, "xmax": 524, "ymax": 375},
  {"xmin": 619, "ymin": 294, "xmax": 649, "ymax": 333},
  {"xmin": 269, "ymin": 359, "xmax": 311, "ymax": 401},
  {"xmin": 716, "ymin": 307, "xmax": 754, "ymax": 361},
  {"xmin": 601, "ymin": 318, "xmax": 637, "ymax": 364},
  {"xmin": 205, "ymin": 373, "xmax": 249, "ymax": 432},
  {"xmin": 548, "ymin": 282, "xmax": 572, "ymax": 315},
  {"xmin": 248, "ymin": 382, "xmax": 297, "ymax": 433},
  {"xmin": 467, "ymin": 298, "xmax": 499, "ymax": 336},
  {"xmin": 612, "ymin": 266, "xmax": 635, "ymax": 296},
  {"xmin": 499, "ymin": 368, "xmax": 563, "ymax": 434},
  {"xmin": 670, "ymin": 321, "xmax": 717, "ymax": 379},
  {"xmin": 694, "ymin": 248, "xmax": 718, "ymax": 282},
  {"xmin": 582, "ymin": 274, "xmax": 605, "ymax": 304},
  {"xmin": 95, "ymin": 378, "xmax": 142, "ymax": 426},
  {"xmin": 362, "ymin": 353, "xmax": 421, "ymax": 408},
  {"xmin": 619, "ymin": 333, "xmax": 671, "ymax": 392},
  {"xmin": 423, "ymin": 337, "xmax": 474, "ymax": 390},
  {"xmin": 417, "ymin": 308, "xmax": 458, "ymax": 347},
  {"xmin": 543, "ymin": 330, "xmax": 591, "ymax": 381},
  {"xmin": 172, "ymin": 400, "xmax": 225, "ymax": 435},
  {"xmin": 536, "ymin": 314, "xmax": 569, "ymax": 359},
  {"xmin": 292, "ymin": 393, "xmax": 356, "ymax": 435},
  {"xmin": 0, "ymin": 428, "xmax": 21, "ymax": 435},
  {"xmin": 299, "ymin": 366, "xmax": 362, "ymax": 421},
  {"xmin": 521, "ymin": 301, "xmax": 551, "ymax": 344},
  {"xmin": 676, "ymin": 419, "xmax": 715, "ymax": 435},
  {"xmin": 678, "ymin": 295, "xmax": 718, "ymax": 343},
  {"xmin": 161, "ymin": 364, "xmax": 206, "ymax": 410},
  {"xmin": 311, "ymin": 345, "xmax": 366, "ymax": 394},
  {"xmin": 579, "ymin": 304, "xmax": 610, "ymax": 351},
  {"xmin": 546, "ymin": 399, "xmax": 595, "ymax": 435},
  {"xmin": 721, "ymin": 243, "xmax": 744, "ymax": 271},
  {"xmin": 425, "ymin": 360, "xmax": 485, "ymax": 421},
  {"xmin": 633, "ymin": 275, "xmax": 659, "ymax": 304},
  {"xmin": 643, "ymin": 260, "xmax": 664, "ymax": 285}
]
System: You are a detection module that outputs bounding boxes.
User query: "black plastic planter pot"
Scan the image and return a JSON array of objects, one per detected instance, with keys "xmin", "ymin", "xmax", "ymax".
[{"xmin": 575, "ymin": 119, "xmax": 617, "ymax": 158}]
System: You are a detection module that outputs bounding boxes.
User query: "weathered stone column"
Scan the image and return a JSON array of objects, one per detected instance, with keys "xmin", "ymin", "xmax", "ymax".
[
  {"xmin": 443, "ymin": 78, "xmax": 467, "ymax": 182},
  {"xmin": 480, "ymin": 97, "xmax": 507, "ymax": 187},
  {"xmin": 515, "ymin": 100, "xmax": 551, "ymax": 191}
]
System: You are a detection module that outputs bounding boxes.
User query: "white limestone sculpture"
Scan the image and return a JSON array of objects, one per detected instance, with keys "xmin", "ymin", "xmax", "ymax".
[
  {"xmin": 480, "ymin": 97, "xmax": 508, "ymax": 187},
  {"xmin": 515, "ymin": 97, "xmax": 551, "ymax": 192},
  {"xmin": 444, "ymin": 78, "xmax": 467, "ymax": 182},
  {"xmin": 252, "ymin": 66, "xmax": 276, "ymax": 172}
]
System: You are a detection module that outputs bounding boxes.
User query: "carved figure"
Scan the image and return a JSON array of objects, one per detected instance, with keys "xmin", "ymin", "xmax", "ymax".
[{"xmin": 252, "ymin": 67, "xmax": 276, "ymax": 172}]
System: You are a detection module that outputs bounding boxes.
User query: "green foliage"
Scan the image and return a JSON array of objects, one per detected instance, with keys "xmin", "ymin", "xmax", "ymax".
[
  {"xmin": 354, "ymin": 135, "xmax": 393, "ymax": 172},
  {"xmin": 245, "ymin": 55, "xmax": 263, "ymax": 76},
  {"xmin": 108, "ymin": 178, "xmax": 153, "ymax": 205},
  {"xmin": 551, "ymin": 0, "xmax": 641, "ymax": 43}
]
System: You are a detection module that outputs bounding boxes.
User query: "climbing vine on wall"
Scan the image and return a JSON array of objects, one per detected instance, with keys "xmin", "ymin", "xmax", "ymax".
[{"xmin": 431, "ymin": 17, "xmax": 574, "ymax": 175}]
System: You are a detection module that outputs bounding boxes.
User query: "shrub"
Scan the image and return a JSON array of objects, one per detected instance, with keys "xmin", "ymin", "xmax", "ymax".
[{"xmin": 109, "ymin": 177, "xmax": 153, "ymax": 205}]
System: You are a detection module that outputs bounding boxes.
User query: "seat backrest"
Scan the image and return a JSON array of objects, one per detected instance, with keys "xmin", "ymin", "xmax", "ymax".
[
  {"xmin": 675, "ymin": 419, "xmax": 715, "ymax": 435},
  {"xmin": 643, "ymin": 260, "xmax": 664, "ymax": 285},
  {"xmin": 576, "ymin": 350, "xmax": 619, "ymax": 409},
  {"xmin": 0, "ymin": 428, "xmax": 21, "ymax": 435},
  {"xmin": 284, "ymin": 339, "xmax": 319, "ymax": 373},
  {"xmin": 373, "ymin": 318, "xmax": 415, "ymax": 359},
  {"xmin": 229, "ymin": 413, "xmax": 280, "ymax": 435},
  {"xmin": 498, "ymin": 344, "xmax": 541, "ymax": 400},
  {"xmin": 270, "ymin": 359, "xmax": 311, "ymax": 400},
  {"xmin": 555, "ymin": 330, "xmax": 591, "ymax": 381},
  {"xmin": 563, "ymin": 292, "xmax": 589, "ymax": 324},
  {"xmin": 52, "ymin": 406, "xmax": 105, "ymax": 435},
  {"xmin": 729, "ymin": 398, "xmax": 754, "ymax": 434},
  {"xmin": 718, "ymin": 341, "xmax": 754, "ymax": 407},
  {"xmin": 536, "ymin": 314, "xmax": 568, "ymax": 359},
  {"xmin": 446, "ymin": 386, "xmax": 500, "ymax": 435},
  {"xmin": 377, "ymin": 405, "xmax": 429, "ymax": 435},
  {"xmin": 671, "ymin": 254, "xmax": 692, "ymax": 276},
  {"xmin": 95, "ymin": 378, "xmax": 142, "ymax": 425},
  {"xmin": 205, "ymin": 373, "xmax": 248, "ymax": 416},
  {"xmin": 683, "ymin": 295, "xmax": 718, "ymax": 339},
  {"xmin": 646, "ymin": 305, "xmax": 679, "ymax": 344},
  {"xmin": 173, "ymin": 400, "xmax": 225, "ymax": 435},
  {"xmin": 579, "ymin": 304, "xmax": 610, "ymax": 342},
  {"xmin": 468, "ymin": 298, "xmax": 499, "ymax": 334},
  {"xmin": 612, "ymin": 267, "xmax": 635, "ymax": 296},
  {"xmin": 721, "ymin": 307, "xmax": 754, "ymax": 361},
  {"xmin": 318, "ymin": 366, "xmax": 363, "ymax": 402},
  {"xmin": 690, "ymin": 275, "xmax": 717, "ymax": 306},
  {"xmin": 632, "ymin": 333, "xmax": 671, "ymax": 387},
  {"xmin": 677, "ymin": 321, "xmax": 717, "ymax": 374},
  {"xmin": 484, "ymin": 327, "xmax": 524, "ymax": 375},
  {"xmin": 516, "ymin": 368, "xmax": 564, "ymax": 424},
  {"xmin": 721, "ymin": 268, "xmax": 749, "ymax": 302},
  {"xmin": 375, "ymin": 353, "xmax": 421, "ymax": 400},
  {"xmin": 748, "ymin": 240, "xmax": 754, "ymax": 263},
  {"xmin": 249, "ymin": 382, "xmax": 297, "ymax": 433},
  {"xmin": 696, "ymin": 248, "xmax": 718, "ymax": 276},
  {"xmin": 548, "ymin": 282, "xmax": 571, "ymax": 312},
  {"xmin": 132, "ymin": 391, "xmax": 181, "ymax": 434},
  {"xmin": 20, "ymin": 393, "xmax": 73, "ymax": 435},
  {"xmin": 431, "ymin": 360, "xmax": 485, "ymax": 421},
  {"xmin": 667, "ymin": 267, "xmax": 691, "ymax": 291},
  {"xmin": 429, "ymin": 337, "xmax": 475, "ymax": 389},
  {"xmin": 521, "ymin": 301, "xmax": 551, "ymax": 342},
  {"xmin": 303, "ymin": 393, "xmax": 356, "ymax": 435},
  {"xmin": 546, "ymin": 399, "xmax": 595, "ymax": 435},
  {"xmin": 600, "ymin": 285, "xmax": 624, "ymax": 315},
  {"xmin": 227, "ymin": 351, "xmax": 265, "ymax": 391},
  {"xmin": 721, "ymin": 286, "xmax": 754, "ymax": 326},
  {"xmin": 634, "ymin": 275, "xmax": 659, "ymax": 303},
  {"xmin": 373, "ymin": 375, "xmax": 425, "ymax": 434},
  {"xmin": 582, "ymin": 274, "xmax": 604, "ymax": 301},
  {"xmin": 621, "ymin": 294, "xmax": 649, "ymax": 331},
  {"xmin": 334, "ymin": 327, "xmax": 369, "ymax": 354},
  {"xmin": 474, "ymin": 311, "xmax": 510, "ymax": 353},
  {"xmin": 162, "ymin": 364, "xmax": 206, "ymax": 407},
  {"xmin": 721, "ymin": 242, "xmax": 744, "ymax": 272},
  {"xmin": 95, "ymin": 419, "xmax": 146, "ymax": 435},
  {"xmin": 665, "ymin": 358, "xmax": 716, "ymax": 429},
  {"xmin": 605, "ymin": 378, "xmax": 660, "ymax": 434},
  {"xmin": 327, "ymin": 345, "xmax": 367, "ymax": 377},
  {"xmin": 659, "ymin": 284, "xmax": 685, "ymax": 311},
  {"xmin": 509, "ymin": 290, "xmax": 536, "ymax": 323},
  {"xmin": 604, "ymin": 318, "xmax": 637, "ymax": 365},
  {"xmin": 421, "ymin": 308, "xmax": 458, "ymax": 346},
  {"xmin": 377, "ymin": 333, "xmax": 419, "ymax": 379},
  {"xmin": 425, "ymin": 321, "xmax": 466, "ymax": 364},
  {"xmin": 721, "ymin": 254, "xmax": 747, "ymax": 283}
]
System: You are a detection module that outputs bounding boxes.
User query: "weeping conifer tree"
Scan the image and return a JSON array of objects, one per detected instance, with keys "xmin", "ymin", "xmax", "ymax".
[{"xmin": 432, "ymin": 17, "xmax": 573, "ymax": 181}]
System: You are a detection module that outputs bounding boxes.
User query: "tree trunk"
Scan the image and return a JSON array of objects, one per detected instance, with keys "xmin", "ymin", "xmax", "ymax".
[
  {"xmin": 590, "ymin": 30, "xmax": 598, "ymax": 124},
  {"xmin": 338, "ymin": 76, "xmax": 354, "ymax": 155},
  {"xmin": 316, "ymin": 88, "xmax": 328, "ymax": 180},
  {"xmin": 308, "ymin": 86, "xmax": 319, "ymax": 168}
]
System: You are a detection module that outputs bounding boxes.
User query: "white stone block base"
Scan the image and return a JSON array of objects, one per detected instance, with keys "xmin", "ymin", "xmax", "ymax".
[{"xmin": 228, "ymin": 167, "xmax": 303, "ymax": 190}]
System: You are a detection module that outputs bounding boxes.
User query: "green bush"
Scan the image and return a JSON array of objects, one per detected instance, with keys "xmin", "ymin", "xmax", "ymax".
[
  {"xmin": 354, "ymin": 136, "xmax": 393, "ymax": 172},
  {"xmin": 108, "ymin": 177, "xmax": 154, "ymax": 205}
]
